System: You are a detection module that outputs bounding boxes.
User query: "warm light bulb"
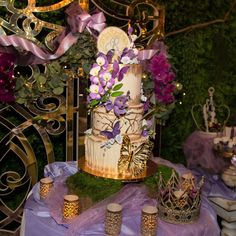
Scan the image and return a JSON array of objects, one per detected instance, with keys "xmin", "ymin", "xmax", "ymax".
[{"xmin": 79, "ymin": 0, "xmax": 89, "ymax": 11}]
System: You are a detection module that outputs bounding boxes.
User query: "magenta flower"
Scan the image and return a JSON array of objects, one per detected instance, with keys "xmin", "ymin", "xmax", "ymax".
[
  {"xmin": 149, "ymin": 52, "xmax": 176, "ymax": 105},
  {"xmin": 0, "ymin": 53, "xmax": 16, "ymax": 103}
]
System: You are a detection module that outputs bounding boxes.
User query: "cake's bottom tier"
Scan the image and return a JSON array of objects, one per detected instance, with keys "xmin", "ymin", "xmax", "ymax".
[{"xmin": 84, "ymin": 134, "xmax": 152, "ymax": 178}]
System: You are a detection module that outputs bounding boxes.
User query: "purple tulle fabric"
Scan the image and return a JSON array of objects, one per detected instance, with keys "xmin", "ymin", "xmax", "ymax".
[
  {"xmin": 183, "ymin": 131, "xmax": 230, "ymax": 174},
  {"xmin": 22, "ymin": 158, "xmax": 234, "ymax": 235}
]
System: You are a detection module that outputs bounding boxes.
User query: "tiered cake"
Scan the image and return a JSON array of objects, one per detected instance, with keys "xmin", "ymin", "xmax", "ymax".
[{"xmin": 82, "ymin": 27, "xmax": 156, "ymax": 180}]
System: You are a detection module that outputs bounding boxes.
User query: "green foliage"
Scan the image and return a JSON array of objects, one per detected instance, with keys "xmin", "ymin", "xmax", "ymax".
[
  {"xmin": 159, "ymin": 0, "xmax": 236, "ymax": 164},
  {"xmin": 66, "ymin": 165, "xmax": 174, "ymax": 202},
  {"xmin": 66, "ymin": 172, "xmax": 123, "ymax": 202}
]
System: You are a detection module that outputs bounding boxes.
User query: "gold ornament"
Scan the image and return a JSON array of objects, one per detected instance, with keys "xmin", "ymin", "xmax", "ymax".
[{"xmin": 118, "ymin": 135, "xmax": 153, "ymax": 176}]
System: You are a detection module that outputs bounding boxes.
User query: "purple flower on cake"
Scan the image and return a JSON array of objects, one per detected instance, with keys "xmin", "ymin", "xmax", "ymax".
[
  {"xmin": 99, "ymin": 70, "xmax": 115, "ymax": 89},
  {"xmin": 104, "ymin": 99, "xmax": 113, "ymax": 112},
  {"xmin": 96, "ymin": 53, "xmax": 108, "ymax": 68},
  {"xmin": 89, "ymin": 84, "xmax": 104, "ymax": 100},
  {"xmin": 120, "ymin": 48, "xmax": 139, "ymax": 64},
  {"xmin": 113, "ymin": 93, "xmax": 129, "ymax": 117},
  {"xmin": 141, "ymin": 119, "xmax": 154, "ymax": 137},
  {"xmin": 90, "ymin": 75, "xmax": 100, "ymax": 84},
  {"xmin": 90, "ymin": 64, "xmax": 101, "ymax": 76},
  {"xmin": 117, "ymin": 66, "xmax": 130, "ymax": 81}
]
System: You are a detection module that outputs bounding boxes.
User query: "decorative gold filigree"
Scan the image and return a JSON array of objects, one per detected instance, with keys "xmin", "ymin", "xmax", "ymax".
[
  {"xmin": 118, "ymin": 135, "xmax": 153, "ymax": 176},
  {"xmin": 0, "ymin": 0, "xmax": 74, "ymax": 47},
  {"xmin": 91, "ymin": 0, "xmax": 165, "ymax": 45}
]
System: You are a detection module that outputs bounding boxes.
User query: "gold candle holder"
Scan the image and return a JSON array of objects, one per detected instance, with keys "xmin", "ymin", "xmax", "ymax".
[
  {"xmin": 63, "ymin": 194, "xmax": 79, "ymax": 220},
  {"xmin": 141, "ymin": 205, "xmax": 158, "ymax": 236},
  {"xmin": 105, "ymin": 203, "xmax": 122, "ymax": 235},
  {"xmin": 39, "ymin": 177, "xmax": 54, "ymax": 200}
]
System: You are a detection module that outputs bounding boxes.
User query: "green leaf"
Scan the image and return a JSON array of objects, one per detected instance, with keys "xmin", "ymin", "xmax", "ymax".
[
  {"xmin": 15, "ymin": 97, "xmax": 26, "ymax": 104},
  {"xmin": 53, "ymin": 87, "xmax": 64, "ymax": 95},
  {"xmin": 37, "ymin": 75, "xmax": 47, "ymax": 85},
  {"xmin": 111, "ymin": 91, "xmax": 124, "ymax": 97},
  {"xmin": 89, "ymin": 99, "xmax": 99, "ymax": 107},
  {"xmin": 112, "ymin": 83, "xmax": 123, "ymax": 91}
]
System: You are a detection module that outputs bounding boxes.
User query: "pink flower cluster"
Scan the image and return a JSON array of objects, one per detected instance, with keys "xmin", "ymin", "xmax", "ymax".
[
  {"xmin": 149, "ymin": 53, "xmax": 176, "ymax": 104},
  {"xmin": 0, "ymin": 53, "xmax": 16, "ymax": 103}
]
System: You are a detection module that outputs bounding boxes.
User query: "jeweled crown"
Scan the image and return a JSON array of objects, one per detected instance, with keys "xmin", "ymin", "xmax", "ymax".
[
  {"xmin": 157, "ymin": 170, "xmax": 204, "ymax": 224},
  {"xmin": 191, "ymin": 87, "xmax": 230, "ymax": 133}
]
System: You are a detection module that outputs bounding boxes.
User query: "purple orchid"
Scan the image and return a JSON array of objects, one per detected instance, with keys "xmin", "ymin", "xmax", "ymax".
[
  {"xmin": 96, "ymin": 52, "xmax": 108, "ymax": 69},
  {"xmin": 113, "ymin": 93, "xmax": 129, "ymax": 117},
  {"xmin": 104, "ymin": 99, "xmax": 113, "ymax": 112},
  {"xmin": 90, "ymin": 75, "xmax": 100, "ymax": 84},
  {"xmin": 89, "ymin": 84, "xmax": 105, "ymax": 100},
  {"xmin": 117, "ymin": 66, "xmax": 130, "ymax": 81},
  {"xmin": 99, "ymin": 70, "xmax": 115, "ymax": 89},
  {"xmin": 90, "ymin": 64, "xmax": 101, "ymax": 76}
]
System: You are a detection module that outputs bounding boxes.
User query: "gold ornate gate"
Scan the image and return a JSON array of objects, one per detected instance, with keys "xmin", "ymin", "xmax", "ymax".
[{"xmin": 0, "ymin": 0, "xmax": 164, "ymax": 235}]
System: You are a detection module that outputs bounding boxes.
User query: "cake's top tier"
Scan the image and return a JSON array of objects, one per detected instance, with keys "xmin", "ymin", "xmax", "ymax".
[
  {"xmin": 87, "ymin": 26, "xmax": 143, "ymax": 110},
  {"xmin": 115, "ymin": 64, "xmax": 142, "ymax": 105}
]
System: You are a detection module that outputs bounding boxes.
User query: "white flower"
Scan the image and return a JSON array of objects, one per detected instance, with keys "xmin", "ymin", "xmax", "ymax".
[
  {"xmin": 130, "ymin": 58, "xmax": 139, "ymax": 64},
  {"xmin": 142, "ymin": 119, "xmax": 147, "ymax": 127},
  {"xmin": 121, "ymin": 56, "xmax": 131, "ymax": 64},
  {"xmin": 130, "ymin": 34, "xmax": 138, "ymax": 42},
  {"xmin": 84, "ymin": 128, "xmax": 92, "ymax": 135},
  {"xmin": 115, "ymin": 134, "xmax": 122, "ymax": 144},
  {"xmin": 90, "ymin": 65, "xmax": 100, "ymax": 76},
  {"xmin": 96, "ymin": 56, "xmax": 106, "ymax": 66},
  {"xmin": 90, "ymin": 84, "xmax": 100, "ymax": 93},
  {"xmin": 141, "ymin": 94, "xmax": 147, "ymax": 102}
]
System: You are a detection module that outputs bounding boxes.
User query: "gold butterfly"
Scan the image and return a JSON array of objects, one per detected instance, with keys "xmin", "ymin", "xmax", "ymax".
[{"xmin": 118, "ymin": 135, "xmax": 154, "ymax": 177}]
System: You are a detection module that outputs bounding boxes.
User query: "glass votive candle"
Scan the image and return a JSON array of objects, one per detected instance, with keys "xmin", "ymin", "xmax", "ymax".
[
  {"xmin": 105, "ymin": 203, "xmax": 122, "ymax": 235},
  {"xmin": 39, "ymin": 177, "xmax": 54, "ymax": 200},
  {"xmin": 63, "ymin": 194, "xmax": 79, "ymax": 220},
  {"xmin": 141, "ymin": 205, "xmax": 158, "ymax": 236}
]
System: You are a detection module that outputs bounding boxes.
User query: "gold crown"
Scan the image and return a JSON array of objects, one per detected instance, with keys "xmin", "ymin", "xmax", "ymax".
[{"xmin": 157, "ymin": 170, "xmax": 204, "ymax": 224}]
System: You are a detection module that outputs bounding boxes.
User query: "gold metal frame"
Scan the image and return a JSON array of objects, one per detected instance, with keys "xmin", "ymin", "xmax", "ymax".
[{"xmin": 0, "ymin": 0, "xmax": 164, "ymax": 234}]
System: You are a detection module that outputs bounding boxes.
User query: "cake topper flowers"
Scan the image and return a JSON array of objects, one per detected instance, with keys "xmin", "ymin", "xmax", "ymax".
[{"xmin": 87, "ymin": 49, "xmax": 132, "ymax": 111}]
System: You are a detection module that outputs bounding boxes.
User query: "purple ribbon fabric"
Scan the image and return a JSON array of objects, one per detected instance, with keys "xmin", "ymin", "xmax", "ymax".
[
  {"xmin": 138, "ymin": 49, "xmax": 158, "ymax": 61},
  {"xmin": 0, "ymin": 4, "xmax": 106, "ymax": 65}
]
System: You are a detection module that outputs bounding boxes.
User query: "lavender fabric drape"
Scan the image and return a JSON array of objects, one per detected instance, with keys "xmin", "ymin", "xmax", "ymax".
[
  {"xmin": 183, "ymin": 131, "xmax": 230, "ymax": 174},
  {"xmin": 23, "ymin": 158, "xmax": 226, "ymax": 236}
]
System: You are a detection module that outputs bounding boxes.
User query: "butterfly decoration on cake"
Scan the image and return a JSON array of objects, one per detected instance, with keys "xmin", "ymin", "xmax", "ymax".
[
  {"xmin": 100, "ymin": 121, "xmax": 122, "ymax": 148},
  {"xmin": 118, "ymin": 135, "xmax": 154, "ymax": 176}
]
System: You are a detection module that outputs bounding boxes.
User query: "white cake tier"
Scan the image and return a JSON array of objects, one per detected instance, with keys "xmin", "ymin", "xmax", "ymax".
[
  {"xmin": 84, "ymin": 134, "xmax": 149, "ymax": 176},
  {"xmin": 115, "ymin": 64, "xmax": 142, "ymax": 105},
  {"xmin": 92, "ymin": 103, "xmax": 144, "ymax": 138}
]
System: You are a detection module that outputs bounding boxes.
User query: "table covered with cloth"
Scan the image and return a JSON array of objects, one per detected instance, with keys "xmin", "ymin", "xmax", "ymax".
[
  {"xmin": 183, "ymin": 131, "xmax": 230, "ymax": 174},
  {"xmin": 21, "ymin": 158, "xmax": 226, "ymax": 236}
]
